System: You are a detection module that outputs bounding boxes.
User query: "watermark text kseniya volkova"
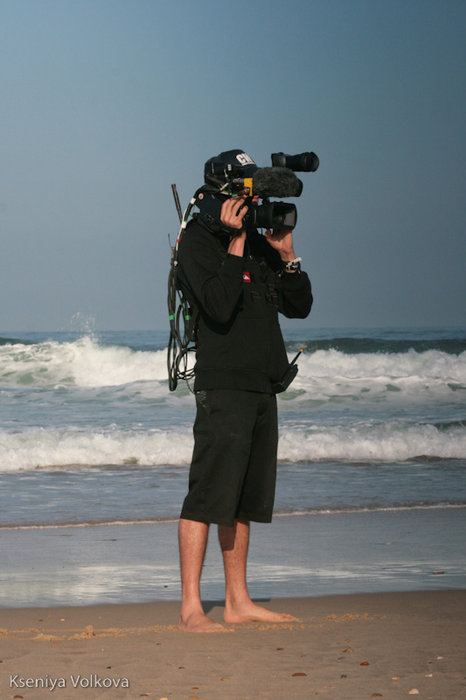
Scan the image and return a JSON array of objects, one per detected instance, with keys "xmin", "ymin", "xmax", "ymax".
[{"xmin": 10, "ymin": 674, "xmax": 130, "ymax": 691}]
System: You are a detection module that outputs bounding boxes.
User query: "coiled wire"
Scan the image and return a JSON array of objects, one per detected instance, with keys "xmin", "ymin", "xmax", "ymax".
[
  {"xmin": 167, "ymin": 255, "xmax": 196, "ymax": 391},
  {"xmin": 167, "ymin": 190, "xmax": 201, "ymax": 391}
]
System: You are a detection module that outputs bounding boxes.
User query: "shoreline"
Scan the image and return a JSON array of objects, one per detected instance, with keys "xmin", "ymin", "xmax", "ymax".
[
  {"xmin": 1, "ymin": 591, "xmax": 465, "ymax": 699},
  {"xmin": 1, "ymin": 507, "xmax": 465, "ymax": 609},
  {"xmin": 1, "ymin": 501, "xmax": 465, "ymax": 531}
]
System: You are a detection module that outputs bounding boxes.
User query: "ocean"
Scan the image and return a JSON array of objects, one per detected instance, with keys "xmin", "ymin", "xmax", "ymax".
[
  {"xmin": 0, "ymin": 326, "xmax": 465, "ymax": 528},
  {"xmin": 1, "ymin": 326, "xmax": 465, "ymax": 606}
]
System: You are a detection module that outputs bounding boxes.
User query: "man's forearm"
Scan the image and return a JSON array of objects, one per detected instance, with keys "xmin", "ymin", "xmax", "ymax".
[{"xmin": 227, "ymin": 232, "xmax": 246, "ymax": 257}]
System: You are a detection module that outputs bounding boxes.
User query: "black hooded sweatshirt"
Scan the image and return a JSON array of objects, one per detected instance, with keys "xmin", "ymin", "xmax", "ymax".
[{"xmin": 177, "ymin": 217, "xmax": 313, "ymax": 394}]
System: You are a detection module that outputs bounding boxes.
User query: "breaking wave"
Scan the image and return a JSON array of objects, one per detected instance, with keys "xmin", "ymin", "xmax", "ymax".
[
  {"xmin": 0, "ymin": 419, "xmax": 464, "ymax": 471},
  {"xmin": 0, "ymin": 336, "xmax": 465, "ymax": 397},
  {"xmin": 0, "ymin": 336, "xmax": 167, "ymax": 388},
  {"xmin": 1, "ymin": 333, "xmax": 464, "ymax": 472}
]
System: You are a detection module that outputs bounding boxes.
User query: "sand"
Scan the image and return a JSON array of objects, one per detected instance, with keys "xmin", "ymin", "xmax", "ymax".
[
  {"xmin": 1, "ymin": 510, "xmax": 465, "ymax": 697},
  {"xmin": 1, "ymin": 590, "xmax": 465, "ymax": 699}
]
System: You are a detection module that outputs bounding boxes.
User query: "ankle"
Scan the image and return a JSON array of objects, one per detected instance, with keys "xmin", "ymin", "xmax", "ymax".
[
  {"xmin": 225, "ymin": 590, "xmax": 252, "ymax": 610},
  {"xmin": 180, "ymin": 597, "xmax": 204, "ymax": 619}
]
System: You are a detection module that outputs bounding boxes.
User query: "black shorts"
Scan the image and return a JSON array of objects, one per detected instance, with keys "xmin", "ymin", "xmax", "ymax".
[{"xmin": 180, "ymin": 389, "xmax": 278, "ymax": 527}]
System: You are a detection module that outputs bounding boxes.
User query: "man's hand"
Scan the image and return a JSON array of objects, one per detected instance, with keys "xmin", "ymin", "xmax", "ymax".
[
  {"xmin": 221, "ymin": 196, "xmax": 248, "ymax": 257},
  {"xmin": 264, "ymin": 228, "xmax": 297, "ymax": 263},
  {"xmin": 220, "ymin": 196, "xmax": 249, "ymax": 232}
]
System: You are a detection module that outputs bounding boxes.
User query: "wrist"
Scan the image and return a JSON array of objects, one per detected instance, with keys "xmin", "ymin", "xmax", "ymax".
[
  {"xmin": 280, "ymin": 250, "xmax": 297, "ymax": 263},
  {"xmin": 228, "ymin": 232, "xmax": 246, "ymax": 257},
  {"xmin": 283, "ymin": 257, "xmax": 302, "ymax": 273}
]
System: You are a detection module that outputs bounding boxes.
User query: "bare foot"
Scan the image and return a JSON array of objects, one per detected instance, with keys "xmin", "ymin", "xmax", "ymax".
[
  {"xmin": 178, "ymin": 611, "xmax": 230, "ymax": 633},
  {"xmin": 224, "ymin": 601, "xmax": 300, "ymax": 624}
]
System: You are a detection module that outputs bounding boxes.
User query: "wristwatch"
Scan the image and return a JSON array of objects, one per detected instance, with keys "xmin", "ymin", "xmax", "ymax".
[{"xmin": 283, "ymin": 257, "xmax": 302, "ymax": 272}]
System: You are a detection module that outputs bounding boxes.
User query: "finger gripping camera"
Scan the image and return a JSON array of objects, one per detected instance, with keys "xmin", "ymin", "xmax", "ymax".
[{"xmin": 198, "ymin": 149, "xmax": 319, "ymax": 234}]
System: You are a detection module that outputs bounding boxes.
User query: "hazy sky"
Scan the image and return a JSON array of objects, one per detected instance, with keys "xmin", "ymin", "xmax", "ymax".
[{"xmin": 1, "ymin": 0, "xmax": 465, "ymax": 331}]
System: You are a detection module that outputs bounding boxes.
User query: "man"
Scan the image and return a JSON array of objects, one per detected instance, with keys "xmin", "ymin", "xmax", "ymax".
[{"xmin": 176, "ymin": 149, "xmax": 312, "ymax": 632}]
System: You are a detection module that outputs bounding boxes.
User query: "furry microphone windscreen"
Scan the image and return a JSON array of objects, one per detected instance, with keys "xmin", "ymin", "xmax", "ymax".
[{"xmin": 252, "ymin": 167, "xmax": 303, "ymax": 198}]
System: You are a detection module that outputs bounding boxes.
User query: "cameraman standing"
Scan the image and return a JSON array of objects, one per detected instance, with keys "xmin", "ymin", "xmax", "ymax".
[{"xmin": 176, "ymin": 150, "xmax": 312, "ymax": 632}]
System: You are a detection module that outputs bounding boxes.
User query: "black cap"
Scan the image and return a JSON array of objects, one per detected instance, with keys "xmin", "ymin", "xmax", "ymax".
[{"xmin": 204, "ymin": 149, "xmax": 258, "ymax": 187}]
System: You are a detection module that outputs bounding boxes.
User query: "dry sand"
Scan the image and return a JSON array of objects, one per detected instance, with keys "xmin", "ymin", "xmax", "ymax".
[{"xmin": 1, "ymin": 590, "xmax": 465, "ymax": 699}]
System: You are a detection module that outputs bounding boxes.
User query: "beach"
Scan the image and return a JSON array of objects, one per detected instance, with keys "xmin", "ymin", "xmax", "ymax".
[
  {"xmin": 1, "ymin": 591, "xmax": 465, "ymax": 699},
  {"xmin": 1, "ymin": 509, "xmax": 466, "ymax": 698}
]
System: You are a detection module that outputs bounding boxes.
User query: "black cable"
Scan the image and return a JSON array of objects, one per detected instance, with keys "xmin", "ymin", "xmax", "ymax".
[
  {"xmin": 167, "ymin": 190, "xmax": 202, "ymax": 391},
  {"xmin": 167, "ymin": 259, "xmax": 196, "ymax": 391}
]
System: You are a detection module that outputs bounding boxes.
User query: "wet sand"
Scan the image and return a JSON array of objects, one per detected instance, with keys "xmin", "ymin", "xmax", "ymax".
[
  {"xmin": 2, "ymin": 508, "xmax": 465, "ymax": 608},
  {"xmin": 1, "ymin": 591, "xmax": 465, "ymax": 699}
]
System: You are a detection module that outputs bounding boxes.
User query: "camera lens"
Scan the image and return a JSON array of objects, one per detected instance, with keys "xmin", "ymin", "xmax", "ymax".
[
  {"xmin": 271, "ymin": 152, "xmax": 319, "ymax": 172},
  {"xmin": 251, "ymin": 202, "xmax": 297, "ymax": 230}
]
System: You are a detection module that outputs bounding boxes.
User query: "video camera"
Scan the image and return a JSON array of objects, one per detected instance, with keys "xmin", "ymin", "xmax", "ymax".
[{"xmin": 197, "ymin": 149, "xmax": 319, "ymax": 234}]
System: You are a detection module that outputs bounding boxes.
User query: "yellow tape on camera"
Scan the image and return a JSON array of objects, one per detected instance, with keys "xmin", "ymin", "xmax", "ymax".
[{"xmin": 243, "ymin": 177, "xmax": 253, "ymax": 195}]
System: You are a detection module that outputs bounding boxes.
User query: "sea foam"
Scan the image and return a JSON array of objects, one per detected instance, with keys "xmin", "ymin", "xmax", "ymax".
[
  {"xmin": 0, "ymin": 419, "xmax": 464, "ymax": 471},
  {"xmin": 1, "ymin": 338, "xmax": 465, "ymax": 394},
  {"xmin": 0, "ymin": 337, "xmax": 167, "ymax": 388},
  {"xmin": 0, "ymin": 427, "xmax": 194, "ymax": 471},
  {"xmin": 1, "ymin": 335, "xmax": 465, "ymax": 471}
]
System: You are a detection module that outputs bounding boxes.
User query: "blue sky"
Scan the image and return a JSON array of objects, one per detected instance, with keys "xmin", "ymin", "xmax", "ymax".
[{"xmin": 1, "ymin": 0, "xmax": 465, "ymax": 331}]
